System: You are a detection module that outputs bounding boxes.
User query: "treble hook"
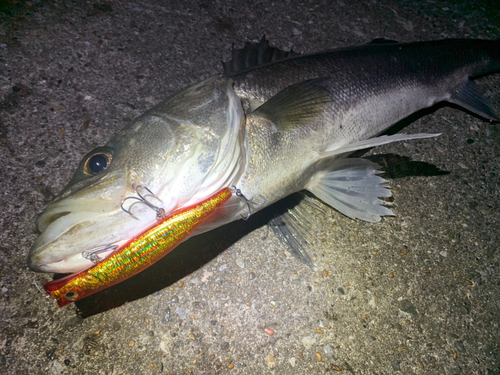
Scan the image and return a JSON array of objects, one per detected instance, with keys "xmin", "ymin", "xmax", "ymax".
[
  {"xmin": 230, "ymin": 186, "xmax": 266, "ymax": 220},
  {"xmin": 120, "ymin": 183, "xmax": 166, "ymax": 221},
  {"xmin": 82, "ymin": 243, "xmax": 119, "ymax": 264}
]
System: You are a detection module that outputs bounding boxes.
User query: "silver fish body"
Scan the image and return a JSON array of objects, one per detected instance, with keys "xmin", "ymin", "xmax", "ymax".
[{"xmin": 28, "ymin": 38, "xmax": 500, "ymax": 273}]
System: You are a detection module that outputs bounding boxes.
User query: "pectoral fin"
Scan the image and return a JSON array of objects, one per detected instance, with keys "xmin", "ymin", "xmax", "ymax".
[
  {"xmin": 252, "ymin": 78, "xmax": 332, "ymax": 131},
  {"xmin": 306, "ymin": 158, "xmax": 394, "ymax": 223}
]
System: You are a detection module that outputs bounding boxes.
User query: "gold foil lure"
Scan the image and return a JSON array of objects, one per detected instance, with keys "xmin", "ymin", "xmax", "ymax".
[{"xmin": 44, "ymin": 187, "xmax": 232, "ymax": 307}]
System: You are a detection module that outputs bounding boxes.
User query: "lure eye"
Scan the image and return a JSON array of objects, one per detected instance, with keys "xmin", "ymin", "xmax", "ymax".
[
  {"xmin": 64, "ymin": 291, "xmax": 79, "ymax": 301},
  {"xmin": 84, "ymin": 152, "xmax": 112, "ymax": 175}
]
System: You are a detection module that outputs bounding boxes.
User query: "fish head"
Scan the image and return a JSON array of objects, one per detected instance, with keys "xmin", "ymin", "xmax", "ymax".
[{"xmin": 28, "ymin": 78, "xmax": 246, "ymax": 273}]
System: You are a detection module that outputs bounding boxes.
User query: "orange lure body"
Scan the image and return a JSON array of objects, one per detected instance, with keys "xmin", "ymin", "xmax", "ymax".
[{"xmin": 44, "ymin": 187, "xmax": 232, "ymax": 307}]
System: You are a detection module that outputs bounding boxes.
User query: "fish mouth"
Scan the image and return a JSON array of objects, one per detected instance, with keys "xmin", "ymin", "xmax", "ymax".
[
  {"xmin": 29, "ymin": 207, "xmax": 113, "ymax": 273},
  {"xmin": 28, "ymin": 196, "xmax": 158, "ymax": 273},
  {"xmin": 37, "ymin": 211, "xmax": 72, "ymax": 233}
]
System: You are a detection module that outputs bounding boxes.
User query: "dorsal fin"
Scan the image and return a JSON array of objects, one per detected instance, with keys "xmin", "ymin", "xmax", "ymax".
[{"xmin": 222, "ymin": 35, "xmax": 300, "ymax": 75}]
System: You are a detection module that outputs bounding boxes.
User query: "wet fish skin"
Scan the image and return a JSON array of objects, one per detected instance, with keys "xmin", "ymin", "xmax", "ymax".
[
  {"xmin": 228, "ymin": 39, "xmax": 500, "ymax": 212},
  {"xmin": 28, "ymin": 38, "xmax": 500, "ymax": 274}
]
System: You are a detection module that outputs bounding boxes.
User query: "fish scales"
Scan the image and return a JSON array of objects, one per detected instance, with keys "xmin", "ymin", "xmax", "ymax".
[{"xmin": 230, "ymin": 39, "xmax": 500, "ymax": 205}]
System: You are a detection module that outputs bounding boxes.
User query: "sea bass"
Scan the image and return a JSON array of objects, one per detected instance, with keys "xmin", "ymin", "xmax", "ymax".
[{"xmin": 28, "ymin": 37, "xmax": 500, "ymax": 274}]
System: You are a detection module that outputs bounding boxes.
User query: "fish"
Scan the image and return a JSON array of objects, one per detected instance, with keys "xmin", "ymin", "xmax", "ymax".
[
  {"xmin": 28, "ymin": 37, "xmax": 500, "ymax": 277},
  {"xmin": 43, "ymin": 187, "xmax": 232, "ymax": 306}
]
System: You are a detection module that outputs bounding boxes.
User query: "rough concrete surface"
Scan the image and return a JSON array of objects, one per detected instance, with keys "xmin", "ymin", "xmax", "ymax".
[{"xmin": 1, "ymin": 0, "xmax": 500, "ymax": 374}]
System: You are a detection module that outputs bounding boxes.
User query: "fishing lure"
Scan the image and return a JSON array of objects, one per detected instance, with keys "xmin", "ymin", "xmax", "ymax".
[{"xmin": 44, "ymin": 187, "xmax": 233, "ymax": 307}]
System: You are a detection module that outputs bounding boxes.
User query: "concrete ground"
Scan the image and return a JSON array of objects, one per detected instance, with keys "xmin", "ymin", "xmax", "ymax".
[{"xmin": 1, "ymin": 0, "xmax": 499, "ymax": 374}]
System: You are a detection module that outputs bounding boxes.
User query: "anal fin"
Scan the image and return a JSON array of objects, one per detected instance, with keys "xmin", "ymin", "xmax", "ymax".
[
  {"xmin": 268, "ymin": 193, "xmax": 324, "ymax": 269},
  {"xmin": 449, "ymin": 79, "xmax": 499, "ymax": 121},
  {"xmin": 306, "ymin": 158, "xmax": 394, "ymax": 223}
]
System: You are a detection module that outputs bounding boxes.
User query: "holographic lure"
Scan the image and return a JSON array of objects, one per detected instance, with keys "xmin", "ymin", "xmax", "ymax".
[{"xmin": 44, "ymin": 187, "xmax": 232, "ymax": 307}]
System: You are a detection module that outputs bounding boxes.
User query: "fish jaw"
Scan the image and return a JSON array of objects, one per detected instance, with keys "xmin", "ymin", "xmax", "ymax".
[{"xmin": 28, "ymin": 177, "xmax": 160, "ymax": 274}]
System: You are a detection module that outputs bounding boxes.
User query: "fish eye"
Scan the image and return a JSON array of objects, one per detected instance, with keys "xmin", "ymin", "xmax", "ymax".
[
  {"xmin": 84, "ymin": 152, "xmax": 112, "ymax": 175},
  {"xmin": 64, "ymin": 291, "xmax": 79, "ymax": 301}
]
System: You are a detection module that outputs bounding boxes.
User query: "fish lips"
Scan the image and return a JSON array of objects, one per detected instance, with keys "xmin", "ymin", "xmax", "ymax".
[
  {"xmin": 29, "ymin": 209, "xmax": 113, "ymax": 273},
  {"xmin": 29, "ymin": 199, "xmax": 158, "ymax": 273}
]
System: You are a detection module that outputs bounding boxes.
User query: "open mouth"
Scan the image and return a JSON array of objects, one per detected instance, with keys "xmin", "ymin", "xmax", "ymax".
[
  {"xmin": 29, "ymin": 200, "xmax": 160, "ymax": 273},
  {"xmin": 38, "ymin": 244, "xmax": 119, "ymax": 273},
  {"xmin": 37, "ymin": 211, "xmax": 71, "ymax": 233}
]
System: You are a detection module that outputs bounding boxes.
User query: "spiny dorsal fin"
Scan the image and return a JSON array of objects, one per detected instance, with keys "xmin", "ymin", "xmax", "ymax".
[
  {"xmin": 222, "ymin": 35, "xmax": 300, "ymax": 75},
  {"xmin": 252, "ymin": 78, "xmax": 332, "ymax": 131}
]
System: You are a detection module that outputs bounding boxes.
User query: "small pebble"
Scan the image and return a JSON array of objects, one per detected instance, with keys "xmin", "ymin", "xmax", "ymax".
[
  {"xmin": 455, "ymin": 341, "xmax": 466, "ymax": 353},
  {"xmin": 228, "ymin": 364, "xmax": 234, "ymax": 369},
  {"xmin": 264, "ymin": 328, "xmax": 274, "ymax": 336},
  {"xmin": 219, "ymin": 264, "xmax": 228, "ymax": 271},
  {"xmin": 235, "ymin": 257, "xmax": 245, "ymax": 268},
  {"xmin": 400, "ymin": 250, "xmax": 407, "ymax": 255},
  {"xmin": 323, "ymin": 345, "xmax": 333, "ymax": 356},
  {"xmin": 389, "ymin": 272, "xmax": 394, "ymax": 278},
  {"xmin": 332, "ymin": 364, "xmax": 341, "ymax": 371},
  {"xmin": 399, "ymin": 299, "xmax": 418, "ymax": 318},
  {"xmin": 178, "ymin": 281, "xmax": 184, "ymax": 288},
  {"xmin": 391, "ymin": 361, "xmax": 401, "ymax": 371},
  {"xmin": 266, "ymin": 355, "xmax": 275, "ymax": 368},
  {"xmin": 316, "ymin": 353, "xmax": 322, "ymax": 361},
  {"xmin": 302, "ymin": 336, "xmax": 316, "ymax": 349},
  {"xmin": 163, "ymin": 308, "xmax": 171, "ymax": 323},
  {"xmin": 317, "ymin": 329, "xmax": 324, "ymax": 334},
  {"xmin": 25, "ymin": 321, "xmax": 39, "ymax": 329},
  {"xmin": 171, "ymin": 295, "xmax": 179, "ymax": 303},
  {"xmin": 249, "ymin": 272, "xmax": 256, "ymax": 280},
  {"xmin": 176, "ymin": 307, "xmax": 187, "ymax": 319},
  {"xmin": 128, "ymin": 341, "xmax": 135, "ymax": 347},
  {"xmin": 323, "ymin": 269, "xmax": 329, "ymax": 277}
]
